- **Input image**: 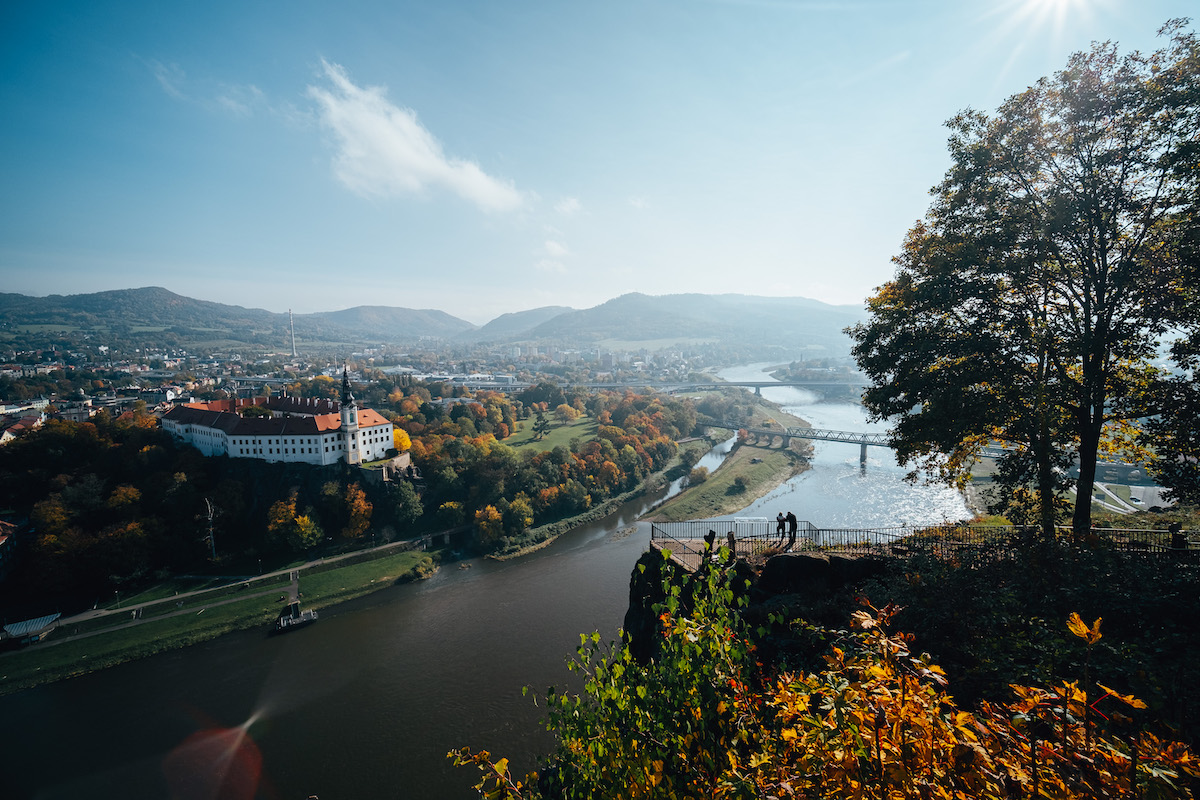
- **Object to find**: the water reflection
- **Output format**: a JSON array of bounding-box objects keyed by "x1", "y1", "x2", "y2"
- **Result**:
[{"x1": 715, "y1": 365, "x2": 970, "y2": 528}]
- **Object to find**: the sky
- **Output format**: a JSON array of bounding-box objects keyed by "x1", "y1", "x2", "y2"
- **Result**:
[{"x1": 0, "y1": 0, "x2": 1194, "y2": 324}]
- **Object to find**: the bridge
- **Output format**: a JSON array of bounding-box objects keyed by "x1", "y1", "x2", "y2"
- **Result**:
[
  {"x1": 706, "y1": 421, "x2": 1009, "y2": 467},
  {"x1": 579, "y1": 380, "x2": 866, "y2": 398},
  {"x1": 707, "y1": 420, "x2": 887, "y2": 466}
]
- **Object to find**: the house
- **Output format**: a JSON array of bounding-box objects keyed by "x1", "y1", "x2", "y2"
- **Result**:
[{"x1": 161, "y1": 369, "x2": 394, "y2": 466}]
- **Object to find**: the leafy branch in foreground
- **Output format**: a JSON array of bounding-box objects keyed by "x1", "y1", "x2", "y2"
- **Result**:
[{"x1": 452, "y1": 556, "x2": 1200, "y2": 798}]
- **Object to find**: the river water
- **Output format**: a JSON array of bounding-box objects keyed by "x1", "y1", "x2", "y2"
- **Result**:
[
  {"x1": 715, "y1": 364, "x2": 970, "y2": 527},
  {"x1": 1, "y1": 366, "x2": 966, "y2": 799}
]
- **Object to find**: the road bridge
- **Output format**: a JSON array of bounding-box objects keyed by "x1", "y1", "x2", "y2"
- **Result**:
[
  {"x1": 707, "y1": 420, "x2": 888, "y2": 467},
  {"x1": 707, "y1": 419, "x2": 1009, "y2": 467}
]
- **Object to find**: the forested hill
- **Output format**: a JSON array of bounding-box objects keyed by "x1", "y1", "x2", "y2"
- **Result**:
[
  {"x1": 0, "y1": 288, "x2": 864, "y2": 355},
  {"x1": 0, "y1": 288, "x2": 477, "y2": 352},
  {"x1": 527, "y1": 293, "x2": 866, "y2": 355}
]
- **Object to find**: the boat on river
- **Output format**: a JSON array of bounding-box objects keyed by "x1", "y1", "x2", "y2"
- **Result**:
[{"x1": 275, "y1": 600, "x2": 318, "y2": 632}]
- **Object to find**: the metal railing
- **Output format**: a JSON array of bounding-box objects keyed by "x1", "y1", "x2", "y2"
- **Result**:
[{"x1": 649, "y1": 520, "x2": 1196, "y2": 572}]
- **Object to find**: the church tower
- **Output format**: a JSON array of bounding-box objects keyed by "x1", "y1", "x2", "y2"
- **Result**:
[{"x1": 341, "y1": 365, "x2": 360, "y2": 464}]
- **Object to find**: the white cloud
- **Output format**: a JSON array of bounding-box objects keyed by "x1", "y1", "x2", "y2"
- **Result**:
[
  {"x1": 555, "y1": 196, "x2": 582, "y2": 216},
  {"x1": 308, "y1": 59, "x2": 522, "y2": 213},
  {"x1": 216, "y1": 84, "x2": 265, "y2": 117},
  {"x1": 544, "y1": 240, "x2": 570, "y2": 258},
  {"x1": 628, "y1": 196, "x2": 649, "y2": 210},
  {"x1": 148, "y1": 59, "x2": 187, "y2": 100}
]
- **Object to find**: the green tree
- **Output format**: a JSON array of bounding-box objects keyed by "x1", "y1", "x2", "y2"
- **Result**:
[
  {"x1": 532, "y1": 411, "x2": 552, "y2": 441},
  {"x1": 851, "y1": 29, "x2": 1200, "y2": 538},
  {"x1": 1144, "y1": 329, "x2": 1200, "y2": 504}
]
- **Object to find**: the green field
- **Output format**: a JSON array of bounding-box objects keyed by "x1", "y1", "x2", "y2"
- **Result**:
[{"x1": 507, "y1": 414, "x2": 599, "y2": 451}]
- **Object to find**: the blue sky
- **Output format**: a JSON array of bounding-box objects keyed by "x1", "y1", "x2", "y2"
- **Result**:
[{"x1": 1, "y1": 1, "x2": 1193, "y2": 324}]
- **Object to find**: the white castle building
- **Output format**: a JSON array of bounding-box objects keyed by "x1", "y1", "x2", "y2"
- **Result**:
[{"x1": 162, "y1": 370, "x2": 393, "y2": 466}]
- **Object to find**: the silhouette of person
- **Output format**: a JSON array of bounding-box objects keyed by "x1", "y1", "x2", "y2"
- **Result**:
[
  {"x1": 785, "y1": 511, "x2": 798, "y2": 551},
  {"x1": 776, "y1": 512, "x2": 785, "y2": 538}
]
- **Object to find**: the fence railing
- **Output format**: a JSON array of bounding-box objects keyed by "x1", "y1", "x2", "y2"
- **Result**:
[{"x1": 649, "y1": 520, "x2": 1195, "y2": 572}]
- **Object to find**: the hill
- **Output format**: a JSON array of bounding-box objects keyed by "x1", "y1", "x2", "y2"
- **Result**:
[
  {"x1": 530, "y1": 293, "x2": 865, "y2": 355},
  {"x1": 460, "y1": 306, "x2": 574, "y2": 342},
  {"x1": 0, "y1": 288, "x2": 476, "y2": 354},
  {"x1": 312, "y1": 306, "x2": 476, "y2": 340},
  {"x1": 0, "y1": 288, "x2": 863, "y2": 357}
]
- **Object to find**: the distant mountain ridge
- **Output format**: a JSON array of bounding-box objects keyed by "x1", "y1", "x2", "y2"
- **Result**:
[
  {"x1": 0, "y1": 287, "x2": 864, "y2": 355},
  {"x1": 529, "y1": 293, "x2": 864, "y2": 354}
]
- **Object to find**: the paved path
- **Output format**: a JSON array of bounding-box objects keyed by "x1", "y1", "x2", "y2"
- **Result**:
[{"x1": 5, "y1": 537, "x2": 425, "y2": 654}]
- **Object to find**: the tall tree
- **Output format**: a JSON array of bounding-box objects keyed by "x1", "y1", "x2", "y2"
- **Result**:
[
  {"x1": 1143, "y1": 23, "x2": 1200, "y2": 506},
  {"x1": 851, "y1": 27, "x2": 1199, "y2": 538}
]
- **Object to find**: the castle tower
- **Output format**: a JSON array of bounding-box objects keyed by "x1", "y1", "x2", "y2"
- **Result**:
[{"x1": 341, "y1": 365, "x2": 360, "y2": 464}]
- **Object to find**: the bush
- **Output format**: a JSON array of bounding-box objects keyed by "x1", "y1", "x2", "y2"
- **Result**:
[{"x1": 453, "y1": 556, "x2": 1200, "y2": 798}]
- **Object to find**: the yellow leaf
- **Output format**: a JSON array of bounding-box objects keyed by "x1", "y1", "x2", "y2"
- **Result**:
[
  {"x1": 1097, "y1": 683, "x2": 1148, "y2": 709},
  {"x1": 1066, "y1": 612, "x2": 1102, "y2": 644}
]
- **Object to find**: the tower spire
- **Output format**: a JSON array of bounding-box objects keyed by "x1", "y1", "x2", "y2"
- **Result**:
[{"x1": 341, "y1": 363, "x2": 355, "y2": 405}]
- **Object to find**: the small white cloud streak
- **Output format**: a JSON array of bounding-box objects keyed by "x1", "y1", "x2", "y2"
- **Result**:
[
  {"x1": 544, "y1": 240, "x2": 570, "y2": 258},
  {"x1": 307, "y1": 59, "x2": 522, "y2": 213},
  {"x1": 555, "y1": 196, "x2": 582, "y2": 215},
  {"x1": 216, "y1": 84, "x2": 265, "y2": 116},
  {"x1": 628, "y1": 196, "x2": 649, "y2": 210},
  {"x1": 149, "y1": 60, "x2": 187, "y2": 100}
]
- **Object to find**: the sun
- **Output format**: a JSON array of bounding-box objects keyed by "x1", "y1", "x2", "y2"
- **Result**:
[{"x1": 1018, "y1": 0, "x2": 1093, "y2": 30}]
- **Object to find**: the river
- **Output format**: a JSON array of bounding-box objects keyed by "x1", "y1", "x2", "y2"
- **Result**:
[
  {"x1": 1, "y1": 366, "x2": 965, "y2": 799},
  {"x1": 715, "y1": 364, "x2": 970, "y2": 527}
]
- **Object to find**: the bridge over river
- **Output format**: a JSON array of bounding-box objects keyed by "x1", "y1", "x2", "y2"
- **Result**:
[{"x1": 706, "y1": 420, "x2": 1008, "y2": 467}]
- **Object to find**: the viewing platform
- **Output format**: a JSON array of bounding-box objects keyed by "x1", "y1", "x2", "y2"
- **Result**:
[{"x1": 650, "y1": 519, "x2": 1197, "y2": 573}]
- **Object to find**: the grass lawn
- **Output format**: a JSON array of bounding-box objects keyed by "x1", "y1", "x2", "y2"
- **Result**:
[
  {"x1": 0, "y1": 595, "x2": 284, "y2": 690},
  {"x1": 507, "y1": 414, "x2": 599, "y2": 451},
  {"x1": 0, "y1": 548, "x2": 440, "y2": 694},
  {"x1": 299, "y1": 550, "x2": 434, "y2": 606}
]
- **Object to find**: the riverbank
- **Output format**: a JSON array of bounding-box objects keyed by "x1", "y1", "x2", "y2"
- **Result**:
[
  {"x1": 489, "y1": 435, "x2": 721, "y2": 561},
  {"x1": 646, "y1": 392, "x2": 813, "y2": 522},
  {"x1": 0, "y1": 547, "x2": 439, "y2": 695},
  {"x1": 0, "y1": 433, "x2": 725, "y2": 691},
  {"x1": 645, "y1": 445, "x2": 806, "y2": 522}
]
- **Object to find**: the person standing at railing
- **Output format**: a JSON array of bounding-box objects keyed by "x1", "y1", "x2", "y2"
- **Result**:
[
  {"x1": 785, "y1": 512, "x2": 798, "y2": 551},
  {"x1": 776, "y1": 512, "x2": 786, "y2": 542}
]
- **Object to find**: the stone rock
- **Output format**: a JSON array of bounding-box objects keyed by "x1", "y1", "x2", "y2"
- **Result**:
[{"x1": 758, "y1": 553, "x2": 831, "y2": 595}]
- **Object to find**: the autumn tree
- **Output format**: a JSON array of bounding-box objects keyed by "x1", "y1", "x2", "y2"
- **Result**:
[
  {"x1": 454, "y1": 555, "x2": 1200, "y2": 799},
  {"x1": 341, "y1": 482, "x2": 372, "y2": 539},
  {"x1": 267, "y1": 489, "x2": 324, "y2": 551},
  {"x1": 554, "y1": 403, "x2": 580, "y2": 424},
  {"x1": 850, "y1": 27, "x2": 1200, "y2": 538}
]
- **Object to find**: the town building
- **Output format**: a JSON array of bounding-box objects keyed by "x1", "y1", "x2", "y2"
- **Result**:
[{"x1": 161, "y1": 370, "x2": 393, "y2": 466}]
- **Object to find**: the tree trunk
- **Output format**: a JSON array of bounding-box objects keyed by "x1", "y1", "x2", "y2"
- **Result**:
[
  {"x1": 1072, "y1": 410, "x2": 1104, "y2": 541},
  {"x1": 1036, "y1": 416, "x2": 1057, "y2": 539}
]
